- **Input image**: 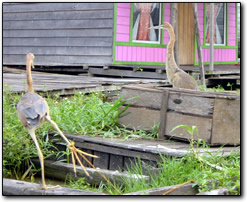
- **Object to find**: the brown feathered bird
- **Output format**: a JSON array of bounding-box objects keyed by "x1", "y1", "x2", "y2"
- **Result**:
[
  {"x1": 17, "y1": 53, "x2": 97, "y2": 189},
  {"x1": 149, "y1": 23, "x2": 199, "y2": 90}
]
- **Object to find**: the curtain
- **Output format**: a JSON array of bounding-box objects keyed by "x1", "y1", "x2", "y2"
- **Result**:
[
  {"x1": 132, "y1": 3, "x2": 158, "y2": 41},
  {"x1": 206, "y1": 3, "x2": 224, "y2": 44}
]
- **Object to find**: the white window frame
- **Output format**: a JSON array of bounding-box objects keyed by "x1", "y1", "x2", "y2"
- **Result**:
[{"x1": 206, "y1": 3, "x2": 227, "y2": 46}]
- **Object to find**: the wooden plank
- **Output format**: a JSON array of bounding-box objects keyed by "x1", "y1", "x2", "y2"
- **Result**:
[
  {"x1": 158, "y1": 90, "x2": 170, "y2": 139},
  {"x1": 3, "y1": 178, "x2": 107, "y2": 195},
  {"x1": 79, "y1": 149, "x2": 93, "y2": 168},
  {"x1": 171, "y1": 3, "x2": 179, "y2": 66},
  {"x1": 157, "y1": 87, "x2": 240, "y2": 99},
  {"x1": 72, "y1": 141, "x2": 162, "y2": 162},
  {"x1": 197, "y1": 188, "x2": 230, "y2": 195},
  {"x1": 57, "y1": 133, "x2": 237, "y2": 158},
  {"x1": 168, "y1": 92, "x2": 214, "y2": 117},
  {"x1": 31, "y1": 159, "x2": 150, "y2": 186},
  {"x1": 3, "y1": 19, "x2": 113, "y2": 30},
  {"x1": 123, "y1": 156, "x2": 135, "y2": 171},
  {"x1": 211, "y1": 98, "x2": 240, "y2": 145},
  {"x1": 209, "y1": 3, "x2": 215, "y2": 71},
  {"x1": 89, "y1": 67, "x2": 167, "y2": 79},
  {"x1": 3, "y1": 37, "x2": 112, "y2": 47},
  {"x1": 192, "y1": 3, "x2": 205, "y2": 86},
  {"x1": 3, "y1": 55, "x2": 113, "y2": 66},
  {"x1": 120, "y1": 87, "x2": 163, "y2": 109},
  {"x1": 119, "y1": 106, "x2": 160, "y2": 130},
  {"x1": 3, "y1": 10, "x2": 113, "y2": 21},
  {"x1": 125, "y1": 182, "x2": 198, "y2": 195},
  {"x1": 165, "y1": 112, "x2": 212, "y2": 142},
  {"x1": 63, "y1": 133, "x2": 189, "y2": 158},
  {"x1": 93, "y1": 151, "x2": 109, "y2": 169},
  {"x1": 109, "y1": 154, "x2": 124, "y2": 171},
  {"x1": 3, "y1": 28, "x2": 113, "y2": 38},
  {"x1": 3, "y1": 3, "x2": 114, "y2": 13},
  {"x1": 178, "y1": 3, "x2": 194, "y2": 65},
  {"x1": 3, "y1": 46, "x2": 112, "y2": 56}
]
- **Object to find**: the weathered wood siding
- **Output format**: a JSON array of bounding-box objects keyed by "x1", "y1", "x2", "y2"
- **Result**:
[{"x1": 3, "y1": 3, "x2": 114, "y2": 66}]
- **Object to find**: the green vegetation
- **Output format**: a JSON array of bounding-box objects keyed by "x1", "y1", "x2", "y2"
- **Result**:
[
  {"x1": 65, "y1": 143, "x2": 240, "y2": 195},
  {"x1": 200, "y1": 83, "x2": 240, "y2": 95},
  {"x1": 61, "y1": 126, "x2": 239, "y2": 195},
  {"x1": 3, "y1": 89, "x2": 155, "y2": 179},
  {"x1": 3, "y1": 88, "x2": 240, "y2": 195},
  {"x1": 97, "y1": 125, "x2": 240, "y2": 195}
]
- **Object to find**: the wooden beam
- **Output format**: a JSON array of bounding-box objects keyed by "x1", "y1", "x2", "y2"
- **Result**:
[
  {"x1": 170, "y1": 3, "x2": 179, "y2": 67},
  {"x1": 209, "y1": 3, "x2": 215, "y2": 71},
  {"x1": 32, "y1": 159, "x2": 150, "y2": 186},
  {"x1": 192, "y1": 3, "x2": 205, "y2": 86},
  {"x1": 125, "y1": 182, "x2": 198, "y2": 195},
  {"x1": 3, "y1": 178, "x2": 107, "y2": 195}
]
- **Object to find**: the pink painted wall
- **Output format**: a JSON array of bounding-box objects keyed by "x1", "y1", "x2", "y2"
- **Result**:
[
  {"x1": 115, "y1": 3, "x2": 237, "y2": 64},
  {"x1": 115, "y1": 3, "x2": 168, "y2": 63},
  {"x1": 116, "y1": 46, "x2": 166, "y2": 62},
  {"x1": 198, "y1": 3, "x2": 204, "y2": 45},
  {"x1": 116, "y1": 3, "x2": 131, "y2": 42},
  {"x1": 228, "y1": 3, "x2": 236, "y2": 46},
  {"x1": 196, "y1": 48, "x2": 236, "y2": 62},
  {"x1": 163, "y1": 3, "x2": 171, "y2": 44}
]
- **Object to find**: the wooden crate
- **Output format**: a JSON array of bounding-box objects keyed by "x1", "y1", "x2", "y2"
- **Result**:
[
  {"x1": 119, "y1": 85, "x2": 163, "y2": 130},
  {"x1": 119, "y1": 86, "x2": 240, "y2": 145}
]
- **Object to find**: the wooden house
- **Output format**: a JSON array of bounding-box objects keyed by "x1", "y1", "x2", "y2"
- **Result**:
[{"x1": 3, "y1": 3, "x2": 239, "y2": 78}]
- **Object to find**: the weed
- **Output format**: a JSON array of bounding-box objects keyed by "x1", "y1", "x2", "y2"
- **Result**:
[
  {"x1": 98, "y1": 126, "x2": 240, "y2": 195},
  {"x1": 227, "y1": 82, "x2": 234, "y2": 91},
  {"x1": 3, "y1": 90, "x2": 138, "y2": 179}
]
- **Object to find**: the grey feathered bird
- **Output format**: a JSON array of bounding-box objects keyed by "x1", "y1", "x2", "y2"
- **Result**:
[
  {"x1": 150, "y1": 23, "x2": 199, "y2": 90},
  {"x1": 17, "y1": 53, "x2": 97, "y2": 189}
]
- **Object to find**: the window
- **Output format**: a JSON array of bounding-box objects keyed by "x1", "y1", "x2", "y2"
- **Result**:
[
  {"x1": 132, "y1": 3, "x2": 161, "y2": 43},
  {"x1": 205, "y1": 3, "x2": 226, "y2": 45}
]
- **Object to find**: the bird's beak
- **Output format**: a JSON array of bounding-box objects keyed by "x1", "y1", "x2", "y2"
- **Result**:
[{"x1": 149, "y1": 25, "x2": 161, "y2": 30}]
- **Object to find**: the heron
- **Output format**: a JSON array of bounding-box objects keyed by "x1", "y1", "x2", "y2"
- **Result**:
[
  {"x1": 17, "y1": 53, "x2": 97, "y2": 189},
  {"x1": 149, "y1": 23, "x2": 199, "y2": 90}
]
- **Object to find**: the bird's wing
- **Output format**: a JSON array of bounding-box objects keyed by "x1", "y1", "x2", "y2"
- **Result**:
[
  {"x1": 17, "y1": 92, "x2": 49, "y2": 127},
  {"x1": 172, "y1": 71, "x2": 199, "y2": 90}
]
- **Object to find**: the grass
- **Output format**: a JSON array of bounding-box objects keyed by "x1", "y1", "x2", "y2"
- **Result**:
[
  {"x1": 3, "y1": 88, "x2": 156, "y2": 179},
  {"x1": 65, "y1": 147, "x2": 240, "y2": 195},
  {"x1": 102, "y1": 137, "x2": 240, "y2": 195},
  {"x1": 3, "y1": 87, "x2": 240, "y2": 195},
  {"x1": 64, "y1": 125, "x2": 240, "y2": 195},
  {"x1": 200, "y1": 83, "x2": 240, "y2": 95}
]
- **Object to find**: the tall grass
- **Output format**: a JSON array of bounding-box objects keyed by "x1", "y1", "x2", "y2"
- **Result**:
[
  {"x1": 100, "y1": 146, "x2": 240, "y2": 195},
  {"x1": 3, "y1": 89, "x2": 153, "y2": 179}
]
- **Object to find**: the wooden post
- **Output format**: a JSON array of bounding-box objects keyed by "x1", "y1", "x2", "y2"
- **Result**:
[
  {"x1": 209, "y1": 3, "x2": 214, "y2": 71},
  {"x1": 192, "y1": 3, "x2": 205, "y2": 86},
  {"x1": 171, "y1": 3, "x2": 179, "y2": 67}
]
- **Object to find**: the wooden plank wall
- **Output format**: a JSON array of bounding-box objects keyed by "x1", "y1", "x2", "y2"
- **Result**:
[
  {"x1": 3, "y1": 3, "x2": 114, "y2": 66},
  {"x1": 178, "y1": 3, "x2": 194, "y2": 65}
]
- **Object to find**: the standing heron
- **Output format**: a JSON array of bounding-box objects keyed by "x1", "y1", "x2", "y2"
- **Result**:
[
  {"x1": 149, "y1": 23, "x2": 199, "y2": 90},
  {"x1": 17, "y1": 53, "x2": 97, "y2": 189}
]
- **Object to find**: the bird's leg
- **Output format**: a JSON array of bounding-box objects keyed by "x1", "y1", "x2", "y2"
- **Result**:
[
  {"x1": 28, "y1": 128, "x2": 46, "y2": 189},
  {"x1": 28, "y1": 128, "x2": 60, "y2": 190},
  {"x1": 45, "y1": 116, "x2": 98, "y2": 176}
]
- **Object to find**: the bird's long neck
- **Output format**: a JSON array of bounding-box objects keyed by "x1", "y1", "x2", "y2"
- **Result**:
[
  {"x1": 166, "y1": 26, "x2": 178, "y2": 80},
  {"x1": 26, "y1": 59, "x2": 34, "y2": 92}
]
